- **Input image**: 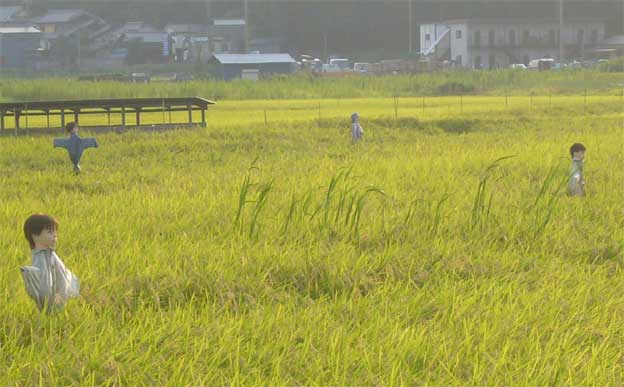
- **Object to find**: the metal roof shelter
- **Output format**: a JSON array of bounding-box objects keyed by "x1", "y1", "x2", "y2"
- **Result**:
[
  {"x1": 209, "y1": 54, "x2": 297, "y2": 80},
  {"x1": 211, "y1": 53, "x2": 296, "y2": 65},
  {"x1": 0, "y1": 97, "x2": 215, "y2": 135}
]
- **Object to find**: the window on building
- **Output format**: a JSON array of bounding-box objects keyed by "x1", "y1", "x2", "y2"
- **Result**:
[
  {"x1": 455, "y1": 55, "x2": 462, "y2": 65},
  {"x1": 474, "y1": 30, "x2": 481, "y2": 47},
  {"x1": 549, "y1": 30, "x2": 556, "y2": 46},
  {"x1": 425, "y1": 33, "x2": 431, "y2": 41},
  {"x1": 523, "y1": 29, "x2": 530, "y2": 45},
  {"x1": 456, "y1": 30, "x2": 462, "y2": 39},
  {"x1": 577, "y1": 29, "x2": 584, "y2": 44},
  {"x1": 489, "y1": 55, "x2": 495, "y2": 69},
  {"x1": 509, "y1": 29, "x2": 516, "y2": 46},
  {"x1": 591, "y1": 30, "x2": 598, "y2": 43},
  {"x1": 489, "y1": 30, "x2": 495, "y2": 47},
  {"x1": 474, "y1": 56, "x2": 482, "y2": 69}
]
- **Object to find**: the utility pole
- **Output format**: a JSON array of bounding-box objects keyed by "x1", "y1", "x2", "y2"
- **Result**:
[
  {"x1": 205, "y1": 0, "x2": 211, "y2": 26},
  {"x1": 409, "y1": 0, "x2": 413, "y2": 55},
  {"x1": 76, "y1": 31, "x2": 81, "y2": 69},
  {"x1": 559, "y1": 0, "x2": 564, "y2": 63},
  {"x1": 323, "y1": 31, "x2": 328, "y2": 63},
  {"x1": 243, "y1": 0, "x2": 249, "y2": 52}
]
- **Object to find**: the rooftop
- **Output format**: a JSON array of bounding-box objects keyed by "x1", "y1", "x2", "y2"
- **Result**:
[
  {"x1": 165, "y1": 24, "x2": 206, "y2": 34},
  {"x1": 599, "y1": 35, "x2": 624, "y2": 46},
  {"x1": 0, "y1": 26, "x2": 41, "y2": 34},
  {"x1": 213, "y1": 19, "x2": 246, "y2": 26},
  {"x1": 32, "y1": 9, "x2": 86, "y2": 24},
  {"x1": 424, "y1": 17, "x2": 607, "y2": 25}
]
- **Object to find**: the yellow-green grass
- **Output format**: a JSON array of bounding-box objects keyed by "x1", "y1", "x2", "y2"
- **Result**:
[
  {"x1": 0, "y1": 95, "x2": 622, "y2": 385},
  {"x1": 1, "y1": 70, "x2": 624, "y2": 101}
]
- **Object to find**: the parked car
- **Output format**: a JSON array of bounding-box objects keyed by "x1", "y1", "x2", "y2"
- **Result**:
[
  {"x1": 131, "y1": 72, "x2": 151, "y2": 83},
  {"x1": 329, "y1": 58, "x2": 350, "y2": 71},
  {"x1": 510, "y1": 63, "x2": 527, "y2": 70},
  {"x1": 353, "y1": 62, "x2": 370, "y2": 73},
  {"x1": 527, "y1": 58, "x2": 554, "y2": 71},
  {"x1": 322, "y1": 63, "x2": 343, "y2": 73},
  {"x1": 174, "y1": 73, "x2": 194, "y2": 82}
]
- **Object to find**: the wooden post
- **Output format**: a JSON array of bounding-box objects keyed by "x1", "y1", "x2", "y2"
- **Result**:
[
  {"x1": 187, "y1": 104, "x2": 193, "y2": 124},
  {"x1": 14, "y1": 108, "x2": 20, "y2": 129},
  {"x1": 61, "y1": 109, "x2": 66, "y2": 132},
  {"x1": 107, "y1": 108, "x2": 111, "y2": 126},
  {"x1": 24, "y1": 104, "x2": 28, "y2": 130},
  {"x1": 121, "y1": 106, "x2": 126, "y2": 128},
  {"x1": 318, "y1": 102, "x2": 321, "y2": 126},
  {"x1": 162, "y1": 99, "x2": 165, "y2": 124},
  {"x1": 74, "y1": 110, "x2": 79, "y2": 124},
  {"x1": 201, "y1": 107, "x2": 206, "y2": 127},
  {"x1": 46, "y1": 110, "x2": 50, "y2": 130},
  {"x1": 136, "y1": 108, "x2": 141, "y2": 126},
  {"x1": 0, "y1": 110, "x2": 4, "y2": 132},
  {"x1": 394, "y1": 96, "x2": 399, "y2": 119}
]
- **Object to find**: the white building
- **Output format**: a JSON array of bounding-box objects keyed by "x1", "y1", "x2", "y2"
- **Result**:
[{"x1": 420, "y1": 18, "x2": 607, "y2": 69}]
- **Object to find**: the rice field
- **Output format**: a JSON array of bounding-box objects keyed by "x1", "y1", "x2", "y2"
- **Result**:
[{"x1": 0, "y1": 88, "x2": 623, "y2": 385}]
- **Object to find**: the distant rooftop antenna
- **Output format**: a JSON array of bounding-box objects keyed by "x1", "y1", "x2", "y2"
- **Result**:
[{"x1": 559, "y1": 0, "x2": 564, "y2": 62}]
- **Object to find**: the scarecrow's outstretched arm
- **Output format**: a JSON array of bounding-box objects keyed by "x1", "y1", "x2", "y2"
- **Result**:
[
  {"x1": 81, "y1": 138, "x2": 98, "y2": 149},
  {"x1": 53, "y1": 138, "x2": 71, "y2": 149}
]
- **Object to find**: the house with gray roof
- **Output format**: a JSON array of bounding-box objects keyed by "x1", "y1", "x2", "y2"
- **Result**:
[{"x1": 0, "y1": 6, "x2": 26, "y2": 24}]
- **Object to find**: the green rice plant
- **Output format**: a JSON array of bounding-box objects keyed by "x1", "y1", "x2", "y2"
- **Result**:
[
  {"x1": 248, "y1": 179, "x2": 274, "y2": 240},
  {"x1": 280, "y1": 193, "x2": 298, "y2": 237},
  {"x1": 322, "y1": 168, "x2": 353, "y2": 231},
  {"x1": 234, "y1": 172, "x2": 253, "y2": 233},
  {"x1": 0, "y1": 89, "x2": 622, "y2": 386},
  {"x1": 349, "y1": 187, "x2": 387, "y2": 239},
  {"x1": 430, "y1": 195, "x2": 449, "y2": 238},
  {"x1": 529, "y1": 165, "x2": 569, "y2": 239},
  {"x1": 470, "y1": 155, "x2": 515, "y2": 231}
]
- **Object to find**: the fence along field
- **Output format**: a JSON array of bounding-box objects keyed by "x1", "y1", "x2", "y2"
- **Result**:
[
  {"x1": 0, "y1": 76, "x2": 622, "y2": 385},
  {"x1": 2, "y1": 94, "x2": 624, "y2": 132}
]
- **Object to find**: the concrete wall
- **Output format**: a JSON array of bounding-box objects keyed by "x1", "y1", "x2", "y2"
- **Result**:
[
  {"x1": 449, "y1": 22, "x2": 469, "y2": 66},
  {"x1": 420, "y1": 24, "x2": 450, "y2": 54},
  {"x1": 444, "y1": 20, "x2": 607, "y2": 68}
]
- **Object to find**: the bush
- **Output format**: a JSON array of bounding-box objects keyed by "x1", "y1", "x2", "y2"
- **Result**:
[
  {"x1": 436, "y1": 81, "x2": 477, "y2": 95},
  {"x1": 598, "y1": 57, "x2": 624, "y2": 72}
]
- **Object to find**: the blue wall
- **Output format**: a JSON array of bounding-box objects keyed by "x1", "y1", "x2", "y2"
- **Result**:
[
  {"x1": 217, "y1": 62, "x2": 295, "y2": 80},
  {"x1": 0, "y1": 33, "x2": 41, "y2": 69}
]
